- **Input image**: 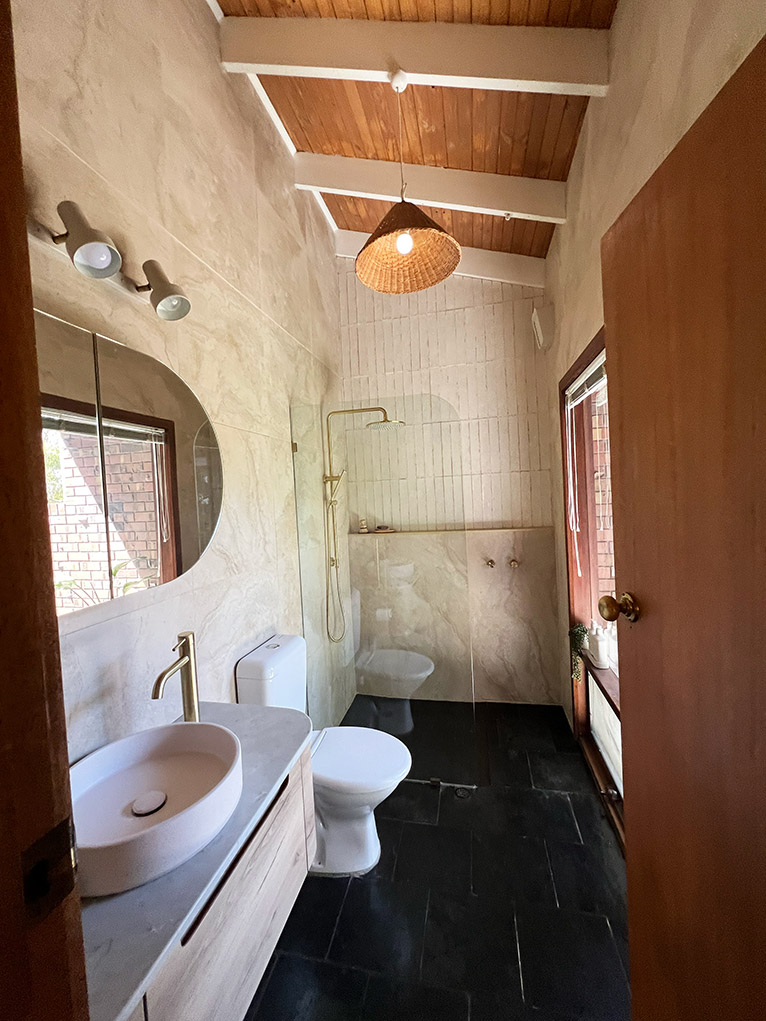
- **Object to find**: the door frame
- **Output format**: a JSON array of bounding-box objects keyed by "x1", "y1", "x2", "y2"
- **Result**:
[
  {"x1": 559, "y1": 328, "x2": 625, "y2": 850},
  {"x1": 0, "y1": 0, "x2": 89, "y2": 1015}
]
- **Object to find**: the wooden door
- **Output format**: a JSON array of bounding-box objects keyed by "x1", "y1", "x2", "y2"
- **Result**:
[
  {"x1": 0, "y1": 0, "x2": 89, "y2": 1016},
  {"x1": 601, "y1": 38, "x2": 766, "y2": 1021}
]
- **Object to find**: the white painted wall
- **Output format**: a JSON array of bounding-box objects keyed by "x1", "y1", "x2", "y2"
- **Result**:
[{"x1": 543, "y1": 0, "x2": 766, "y2": 714}]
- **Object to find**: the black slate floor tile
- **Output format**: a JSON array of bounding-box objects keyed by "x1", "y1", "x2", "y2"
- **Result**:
[
  {"x1": 421, "y1": 889, "x2": 521, "y2": 995},
  {"x1": 355, "y1": 817, "x2": 401, "y2": 882},
  {"x1": 438, "y1": 785, "x2": 516, "y2": 834},
  {"x1": 495, "y1": 704, "x2": 559, "y2": 753},
  {"x1": 612, "y1": 921, "x2": 630, "y2": 982},
  {"x1": 547, "y1": 840, "x2": 627, "y2": 923},
  {"x1": 472, "y1": 830, "x2": 557, "y2": 906},
  {"x1": 529, "y1": 751, "x2": 595, "y2": 794},
  {"x1": 395, "y1": 822, "x2": 472, "y2": 892},
  {"x1": 271, "y1": 696, "x2": 628, "y2": 1019},
  {"x1": 541, "y1": 705, "x2": 581, "y2": 753},
  {"x1": 516, "y1": 906, "x2": 630, "y2": 1020},
  {"x1": 489, "y1": 744, "x2": 533, "y2": 788},
  {"x1": 439, "y1": 785, "x2": 581, "y2": 843},
  {"x1": 378, "y1": 780, "x2": 441, "y2": 824},
  {"x1": 568, "y1": 791, "x2": 620, "y2": 848},
  {"x1": 405, "y1": 700, "x2": 481, "y2": 785},
  {"x1": 249, "y1": 954, "x2": 367, "y2": 1021},
  {"x1": 469, "y1": 989, "x2": 534, "y2": 1019},
  {"x1": 328, "y1": 877, "x2": 428, "y2": 978},
  {"x1": 361, "y1": 975, "x2": 470, "y2": 1021},
  {"x1": 277, "y1": 876, "x2": 349, "y2": 958}
]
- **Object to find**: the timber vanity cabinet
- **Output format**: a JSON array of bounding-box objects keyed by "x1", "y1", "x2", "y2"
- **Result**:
[
  {"x1": 144, "y1": 750, "x2": 315, "y2": 1021},
  {"x1": 80, "y1": 705, "x2": 316, "y2": 1021}
]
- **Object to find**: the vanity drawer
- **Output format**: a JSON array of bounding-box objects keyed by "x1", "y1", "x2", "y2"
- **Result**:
[
  {"x1": 145, "y1": 762, "x2": 308, "y2": 1021},
  {"x1": 299, "y1": 746, "x2": 316, "y2": 864}
]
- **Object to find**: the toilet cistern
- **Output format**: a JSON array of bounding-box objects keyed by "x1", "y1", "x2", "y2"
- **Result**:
[{"x1": 153, "y1": 631, "x2": 200, "y2": 722}]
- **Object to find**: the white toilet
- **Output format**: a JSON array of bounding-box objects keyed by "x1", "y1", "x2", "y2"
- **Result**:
[{"x1": 235, "y1": 635, "x2": 411, "y2": 876}]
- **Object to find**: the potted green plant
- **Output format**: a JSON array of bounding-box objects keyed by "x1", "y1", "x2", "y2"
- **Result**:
[{"x1": 568, "y1": 623, "x2": 589, "y2": 683}]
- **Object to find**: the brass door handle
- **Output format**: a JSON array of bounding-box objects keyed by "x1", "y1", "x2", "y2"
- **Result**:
[{"x1": 598, "y1": 592, "x2": 640, "y2": 623}]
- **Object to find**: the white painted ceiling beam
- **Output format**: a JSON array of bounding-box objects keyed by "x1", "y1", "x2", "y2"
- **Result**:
[
  {"x1": 335, "y1": 229, "x2": 545, "y2": 289},
  {"x1": 295, "y1": 153, "x2": 566, "y2": 223},
  {"x1": 221, "y1": 18, "x2": 609, "y2": 97}
]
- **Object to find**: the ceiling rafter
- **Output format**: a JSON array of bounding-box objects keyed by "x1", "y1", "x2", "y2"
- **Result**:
[
  {"x1": 335, "y1": 229, "x2": 545, "y2": 288},
  {"x1": 294, "y1": 153, "x2": 567, "y2": 223},
  {"x1": 221, "y1": 18, "x2": 609, "y2": 96}
]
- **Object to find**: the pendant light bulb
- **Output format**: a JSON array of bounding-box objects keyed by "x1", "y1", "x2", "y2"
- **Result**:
[{"x1": 396, "y1": 231, "x2": 414, "y2": 255}]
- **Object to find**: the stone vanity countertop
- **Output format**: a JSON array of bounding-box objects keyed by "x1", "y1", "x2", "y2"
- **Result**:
[{"x1": 80, "y1": 702, "x2": 312, "y2": 1021}]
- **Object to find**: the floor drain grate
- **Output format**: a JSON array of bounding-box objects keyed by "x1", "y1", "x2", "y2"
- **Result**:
[{"x1": 454, "y1": 787, "x2": 471, "y2": 800}]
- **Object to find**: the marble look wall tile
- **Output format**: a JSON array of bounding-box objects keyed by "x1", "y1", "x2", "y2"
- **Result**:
[
  {"x1": 192, "y1": 574, "x2": 282, "y2": 706},
  {"x1": 59, "y1": 588, "x2": 191, "y2": 760},
  {"x1": 349, "y1": 532, "x2": 472, "y2": 702},
  {"x1": 345, "y1": 528, "x2": 558, "y2": 708},
  {"x1": 12, "y1": 0, "x2": 349, "y2": 760},
  {"x1": 257, "y1": 192, "x2": 311, "y2": 350},
  {"x1": 11, "y1": 0, "x2": 166, "y2": 224},
  {"x1": 466, "y1": 528, "x2": 559, "y2": 704},
  {"x1": 196, "y1": 423, "x2": 277, "y2": 587}
]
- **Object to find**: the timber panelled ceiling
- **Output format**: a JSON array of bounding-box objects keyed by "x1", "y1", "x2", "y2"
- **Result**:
[
  {"x1": 324, "y1": 194, "x2": 556, "y2": 257},
  {"x1": 220, "y1": 2, "x2": 617, "y2": 28},
  {"x1": 219, "y1": 1, "x2": 620, "y2": 260}
]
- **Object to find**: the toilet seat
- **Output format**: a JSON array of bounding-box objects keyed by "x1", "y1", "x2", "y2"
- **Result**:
[{"x1": 310, "y1": 726, "x2": 411, "y2": 795}]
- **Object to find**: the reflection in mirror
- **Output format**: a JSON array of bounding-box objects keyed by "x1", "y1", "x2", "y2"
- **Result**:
[
  {"x1": 34, "y1": 311, "x2": 223, "y2": 616},
  {"x1": 194, "y1": 421, "x2": 224, "y2": 556},
  {"x1": 36, "y1": 311, "x2": 110, "y2": 614}
]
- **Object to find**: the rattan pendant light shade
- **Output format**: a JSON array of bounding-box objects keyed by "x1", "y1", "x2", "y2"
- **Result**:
[
  {"x1": 355, "y1": 200, "x2": 462, "y2": 294},
  {"x1": 354, "y1": 75, "x2": 461, "y2": 294}
]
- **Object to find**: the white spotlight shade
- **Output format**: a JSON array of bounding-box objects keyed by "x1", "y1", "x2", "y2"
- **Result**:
[
  {"x1": 141, "y1": 261, "x2": 191, "y2": 321},
  {"x1": 55, "y1": 201, "x2": 122, "y2": 279}
]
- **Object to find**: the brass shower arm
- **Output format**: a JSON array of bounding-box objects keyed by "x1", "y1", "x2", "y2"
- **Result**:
[{"x1": 324, "y1": 406, "x2": 389, "y2": 482}]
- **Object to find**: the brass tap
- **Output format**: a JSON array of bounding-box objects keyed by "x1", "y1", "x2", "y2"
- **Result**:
[{"x1": 152, "y1": 631, "x2": 200, "y2": 722}]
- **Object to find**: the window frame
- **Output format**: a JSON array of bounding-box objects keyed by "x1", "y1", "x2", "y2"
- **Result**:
[
  {"x1": 40, "y1": 391, "x2": 182, "y2": 596},
  {"x1": 559, "y1": 330, "x2": 625, "y2": 851}
]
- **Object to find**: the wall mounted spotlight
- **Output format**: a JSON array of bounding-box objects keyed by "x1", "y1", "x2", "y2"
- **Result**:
[
  {"x1": 52, "y1": 201, "x2": 122, "y2": 278},
  {"x1": 136, "y1": 261, "x2": 191, "y2": 321}
]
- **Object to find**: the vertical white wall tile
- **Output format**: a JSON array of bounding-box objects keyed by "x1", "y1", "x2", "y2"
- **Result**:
[{"x1": 339, "y1": 267, "x2": 545, "y2": 531}]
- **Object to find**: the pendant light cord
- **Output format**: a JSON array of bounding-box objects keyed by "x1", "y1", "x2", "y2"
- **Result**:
[{"x1": 397, "y1": 88, "x2": 407, "y2": 201}]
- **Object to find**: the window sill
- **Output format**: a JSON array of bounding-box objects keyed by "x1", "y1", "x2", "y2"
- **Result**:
[{"x1": 582, "y1": 652, "x2": 621, "y2": 719}]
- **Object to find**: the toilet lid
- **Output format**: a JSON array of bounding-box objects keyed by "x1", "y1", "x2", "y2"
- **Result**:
[{"x1": 311, "y1": 727, "x2": 411, "y2": 795}]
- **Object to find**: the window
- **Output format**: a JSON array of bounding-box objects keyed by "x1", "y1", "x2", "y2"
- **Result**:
[
  {"x1": 41, "y1": 397, "x2": 179, "y2": 614},
  {"x1": 561, "y1": 337, "x2": 623, "y2": 823}
]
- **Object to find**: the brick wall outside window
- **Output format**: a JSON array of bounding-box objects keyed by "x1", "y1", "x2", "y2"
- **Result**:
[{"x1": 45, "y1": 429, "x2": 161, "y2": 614}]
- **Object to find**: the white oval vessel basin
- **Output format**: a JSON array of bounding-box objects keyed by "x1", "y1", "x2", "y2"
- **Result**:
[{"x1": 70, "y1": 723, "x2": 243, "y2": 898}]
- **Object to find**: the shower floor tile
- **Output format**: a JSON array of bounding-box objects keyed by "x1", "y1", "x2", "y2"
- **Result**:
[
  {"x1": 248, "y1": 699, "x2": 629, "y2": 1020},
  {"x1": 394, "y1": 821, "x2": 472, "y2": 892}
]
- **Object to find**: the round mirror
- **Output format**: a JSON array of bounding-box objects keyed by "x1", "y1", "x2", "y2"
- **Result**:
[{"x1": 35, "y1": 310, "x2": 223, "y2": 615}]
